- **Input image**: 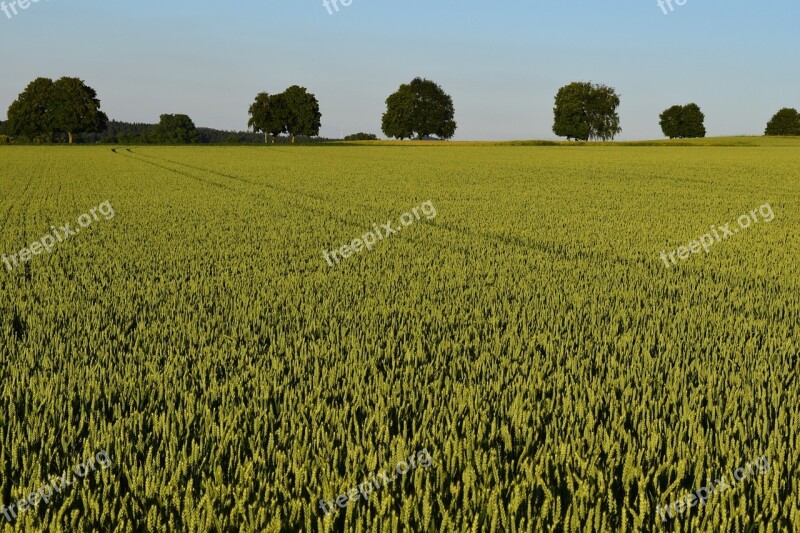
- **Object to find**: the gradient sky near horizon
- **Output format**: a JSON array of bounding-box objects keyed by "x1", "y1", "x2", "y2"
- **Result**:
[{"x1": 1, "y1": 1, "x2": 798, "y2": 140}]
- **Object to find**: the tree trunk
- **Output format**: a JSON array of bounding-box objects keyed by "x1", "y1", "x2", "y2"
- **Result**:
[
  {"x1": 264, "y1": 131, "x2": 268, "y2": 144},
  {"x1": 68, "y1": 132, "x2": 73, "y2": 144},
  {"x1": 291, "y1": 135, "x2": 296, "y2": 144}
]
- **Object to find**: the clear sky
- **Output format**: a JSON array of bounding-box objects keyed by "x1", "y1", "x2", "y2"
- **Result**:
[{"x1": 1, "y1": 1, "x2": 798, "y2": 140}]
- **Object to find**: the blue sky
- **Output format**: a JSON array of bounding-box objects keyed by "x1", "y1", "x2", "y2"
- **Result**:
[{"x1": 1, "y1": 1, "x2": 798, "y2": 140}]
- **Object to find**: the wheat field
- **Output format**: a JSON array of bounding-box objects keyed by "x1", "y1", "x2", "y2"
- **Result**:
[{"x1": 1, "y1": 141, "x2": 798, "y2": 531}]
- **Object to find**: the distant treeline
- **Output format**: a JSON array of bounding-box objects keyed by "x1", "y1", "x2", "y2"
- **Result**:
[
  {"x1": 0, "y1": 119, "x2": 337, "y2": 145},
  {"x1": 80, "y1": 120, "x2": 330, "y2": 145}
]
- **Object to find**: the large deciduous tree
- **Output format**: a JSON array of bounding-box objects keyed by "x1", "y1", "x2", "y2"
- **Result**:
[
  {"x1": 553, "y1": 82, "x2": 621, "y2": 141},
  {"x1": 381, "y1": 86, "x2": 416, "y2": 140},
  {"x1": 679, "y1": 103, "x2": 706, "y2": 138},
  {"x1": 247, "y1": 87, "x2": 319, "y2": 143},
  {"x1": 151, "y1": 114, "x2": 199, "y2": 143},
  {"x1": 660, "y1": 103, "x2": 706, "y2": 139},
  {"x1": 50, "y1": 77, "x2": 108, "y2": 144},
  {"x1": 5, "y1": 77, "x2": 56, "y2": 142},
  {"x1": 765, "y1": 108, "x2": 800, "y2": 136},
  {"x1": 283, "y1": 86, "x2": 322, "y2": 143},
  {"x1": 248, "y1": 92, "x2": 289, "y2": 143},
  {"x1": 382, "y1": 78, "x2": 456, "y2": 140},
  {"x1": 659, "y1": 105, "x2": 683, "y2": 139},
  {"x1": 6, "y1": 77, "x2": 107, "y2": 143}
]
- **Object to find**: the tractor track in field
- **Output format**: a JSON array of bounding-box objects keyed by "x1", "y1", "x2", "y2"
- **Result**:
[
  {"x1": 110, "y1": 147, "x2": 609, "y2": 265},
  {"x1": 125, "y1": 148, "x2": 332, "y2": 203},
  {"x1": 111, "y1": 148, "x2": 237, "y2": 192},
  {"x1": 111, "y1": 148, "x2": 416, "y2": 244}
]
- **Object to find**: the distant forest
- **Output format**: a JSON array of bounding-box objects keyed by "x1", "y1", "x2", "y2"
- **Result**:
[
  {"x1": 83, "y1": 120, "x2": 335, "y2": 145},
  {"x1": 0, "y1": 119, "x2": 336, "y2": 145}
]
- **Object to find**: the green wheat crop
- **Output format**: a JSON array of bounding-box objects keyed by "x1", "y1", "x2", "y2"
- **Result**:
[{"x1": 0, "y1": 140, "x2": 798, "y2": 531}]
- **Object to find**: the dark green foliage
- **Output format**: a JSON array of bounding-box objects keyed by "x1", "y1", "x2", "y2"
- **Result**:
[
  {"x1": 680, "y1": 104, "x2": 706, "y2": 138},
  {"x1": 283, "y1": 86, "x2": 322, "y2": 143},
  {"x1": 195, "y1": 128, "x2": 262, "y2": 144},
  {"x1": 765, "y1": 108, "x2": 800, "y2": 136},
  {"x1": 381, "y1": 78, "x2": 457, "y2": 140},
  {"x1": 151, "y1": 114, "x2": 199, "y2": 144},
  {"x1": 381, "y1": 86, "x2": 417, "y2": 140},
  {"x1": 553, "y1": 82, "x2": 592, "y2": 141},
  {"x1": 5, "y1": 77, "x2": 56, "y2": 142},
  {"x1": 5, "y1": 77, "x2": 107, "y2": 144},
  {"x1": 78, "y1": 121, "x2": 264, "y2": 144},
  {"x1": 344, "y1": 132, "x2": 379, "y2": 141},
  {"x1": 659, "y1": 103, "x2": 706, "y2": 139},
  {"x1": 248, "y1": 88, "x2": 321, "y2": 143},
  {"x1": 659, "y1": 105, "x2": 683, "y2": 139},
  {"x1": 552, "y1": 82, "x2": 621, "y2": 141},
  {"x1": 102, "y1": 120, "x2": 154, "y2": 143},
  {"x1": 247, "y1": 92, "x2": 290, "y2": 143},
  {"x1": 49, "y1": 78, "x2": 108, "y2": 144}
]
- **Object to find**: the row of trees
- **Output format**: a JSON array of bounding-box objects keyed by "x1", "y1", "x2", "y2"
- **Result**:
[
  {"x1": 656, "y1": 105, "x2": 800, "y2": 138},
  {"x1": 552, "y1": 84, "x2": 798, "y2": 140},
  {"x1": 245, "y1": 78, "x2": 457, "y2": 142},
  {"x1": 3, "y1": 76, "x2": 799, "y2": 143},
  {"x1": 550, "y1": 83, "x2": 707, "y2": 141}
]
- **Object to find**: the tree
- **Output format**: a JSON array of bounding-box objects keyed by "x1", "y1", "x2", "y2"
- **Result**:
[
  {"x1": 680, "y1": 104, "x2": 706, "y2": 138},
  {"x1": 248, "y1": 92, "x2": 290, "y2": 143},
  {"x1": 381, "y1": 85, "x2": 416, "y2": 140},
  {"x1": 765, "y1": 108, "x2": 800, "y2": 136},
  {"x1": 49, "y1": 77, "x2": 108, "y2": 144},
  {"x1": 266, "y1": 93, "x2": 290, "y2": 142},
  {"x1": 151, "y1": 114, "x2": 199, "y2": 144},
  {"x1": 382, "y1": 78, "x2": 456, "y2": 140},
  {"x1": 553, "y1": 82, "x2": 621, "y2": 141},
  {"x1": 6, "y1": 77, "x2": 108, "y2": 143},
  {"x1": 659, "y1": 103, "x2": 706, "y2": 139},
  {"x1": 283, "y1": 86, "x2": 322, "y2": 143},
  {"x1": 5, "y1": 77, "x2": 56, "y2": 142},
  {"x1": 659, "y1": 105, "x2": 683, "y2": 139},
  {"x1": 585, "y1": 84, "x2": 622, "y2": 141},
  {"x1": 552, "y1": 82, "x2": 591, "y2": 141}
]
